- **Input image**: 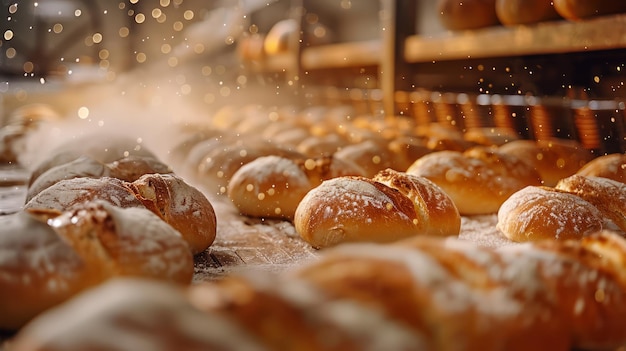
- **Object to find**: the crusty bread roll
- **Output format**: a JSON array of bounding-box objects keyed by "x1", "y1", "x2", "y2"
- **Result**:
[
  {"x1": 9, "y1": 278, "x2": 260, "y2": 351},
  {"x1": 25, "y1": 155, "x2": 173, "y2": 203},
  {"x1": 496, "y1": 185, "x2": 604, "y2": 242},
  {"x1": 407, "y1": 147, "x2": 542, "y2": 215},
  {"x1": 194, "y1": 139, "x2": 303, "y2": 196},
  {"x1": 127, "y1": 173, "x2": 217, "y2": 255},
  {"x1": 25, "y1": 174, "x2": 217, "y2": 255},
  {"x1": 553, "y1": 0, "x2": 626, "y2": 20},
  {"x1": 28, "y1": 135, "x2": 157, "y2": 188},
  {"x1": 555, "y1": 174, "x2": 626, "y2": 233},
  {"x1": 13, "y1": 231, "x2": 626, "y2": 350},
  {"x1": 437, "y1": 0, "x2": 501, "y2": 30},
  {"x1": 294, "y1": 169, "x2": 460, "y2": 248},
  {"x1": 227, "y1": 155, "x2": 365, "y2": 220},
  {"x1": 0, "y1": 201, "x2": 193, "y2": 330},
  {"x1": 576, "y1": 152, "x2": 626, "y2": 183},
  {"x1": 333, "y1": 140, "x2": 396, "y2": 178},
  {"x1": 24, "y1": 177, "x2": 144, "y2": 213},
  {"x1": 498, "y1": 138, "x2": 593, "y2": 186},
  {"x1": 495, "y1": 0, "x2": 562, "y2": 25}
]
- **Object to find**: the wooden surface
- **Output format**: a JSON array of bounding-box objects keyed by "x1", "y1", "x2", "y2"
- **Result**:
[{"x1": 404, "y1": 13, "x2": 626, "y2": 63}]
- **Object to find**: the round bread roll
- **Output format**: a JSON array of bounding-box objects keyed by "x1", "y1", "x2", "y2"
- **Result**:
[
  {"x1": 495, "y1": 0, "x2": 562, "y2": 25},
  {"x1": 334, "y1": 140, "x2": 396, "y2": 178},
  {"x1": 105, "y1": 155, "x2": 173, "y2": 182},
  {"x1": 576, "y1": 153, "x2": 626, "y2": 183},
  {"x1": 294, "y1": 169, "x2": 460, "y2": 249},
  {"x1": 25, "y1": 156, "x2": 109, "y2": 203},
  {"x1": 227, "y1": 155, "x2": 365, "y2": 220},
  {"x1": 498, "y1": 138, "x2": 593, "y2": 186},
  {"x1": 553, "y1": 0, "x2": 626, "y2": 20},
  {"x1": 195, "y1": 139, "x2": 303, "y2": 196},
  {"x1": 555, "y1": 174, "x2": 626, "y2": 233},
  {"x1": 129, "y1": 173, "x2": 217, "y2": 255},
  {"x1": 24, "y1": 177, "x2": 144, "y2": 214},
  {"x1": 496, "y1": 185, "x2": 604, "y2": 242},
  {"x1": 25, "y1": 155, "x2": 172, "y2": 203},
  {"x1": 25, "y1": 174, "x2": 217, "y2": 255},
  {"x1": 9, "y1": 278, "x2": 259, "y2": 351},
  {"x1": 437, "y1": 0, "x2": 500, "y2": 30},
  {"x1": 28, "y1": 134, "x2": 157, "y2": 188},
  {"x1": 0, "y1": 202, "x2": 193, "y2": 330},
  {"x1": 406, "y1": 148, "x2": 542, "y2": 215}
]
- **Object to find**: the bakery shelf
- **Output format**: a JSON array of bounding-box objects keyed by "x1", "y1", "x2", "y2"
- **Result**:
[
  {"x1": 300, "y1": 39, "x2": 381, "y2": 70},
  {"x1": 404, "y1": 13, "x2": 626, "y2": 63}
]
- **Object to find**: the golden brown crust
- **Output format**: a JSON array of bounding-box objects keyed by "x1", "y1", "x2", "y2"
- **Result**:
[
  {"x1": 553, "y1": 0, "x2": 626, "y2": 20},
  {"x1": 496, "y1": 185, "x2": 604, "y2": 242},
  {"x1": 294, "y1": 170, "x2": 460, "y2": 249},
  {"x1": 437, "y1": 0, "x2": 501, "y2": 30},
  {"x1": 555, "y1": 174, "x2": 626, "y2": 233},
  {"x1": 498, "y1": 138, "x2": 593, "y2": 186},
  {"x1": 576, "y1": 153, "x2": 626, "y2": 184},
  {"x1": 495, "y1": 0, "x2": 562, "y2": 25},
  {"x1": 407, "y1": 148, "x2": 542, "y2": 215},
  {"x1": 10, "y1": 233, "x2": 626, "y2": 350},
  {"x1": 0, "y1": 202, "x2": 193, "y2": 331},
  {"x1": 130, "y1": 174, "x2": 217, "y2": 255}
]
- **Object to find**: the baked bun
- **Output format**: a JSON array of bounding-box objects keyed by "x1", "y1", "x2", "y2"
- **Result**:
[
  {"x1": 437, "y1": 0, "x2": 500, "y2": 30},
  {"x1": 25, "y1": 156, "x2": 109, "y2": 203},
  {"x1": 498, "y1": 138, "x2": 593, "y2": 186},
  {"x1": 130, "y1": 173, "x2": 217, "y2": 254},
  {"x1": 227, "y1": 155, "x2": 364, "y2": 220},
  {"x1": 9, "y1": 278, "x2": 259, "y2": 351},
  {"x1": 0, "y1": 202, "x2": 193, "y2": 330},
  {"x1": 496, "y1": 185, "x2": 604, "y2": 242},
  {"x1": 25, "y1": 174, "x2": 217, "y2": 255},
  {"x1": 333, "y1": 140, "x2": 395, "y2": 178},
  {"x1": 105, "y1": 155, "x2": 173, "y2": 182},
  {"x1": 495, "y1": 0, "x2": 561, "y2": 25},
  {"x1": 25, "y1": 155, "x2": 172, "y2": 203},
  {"x1": 24, "y1": 177, "x2": 144, "y2": 214},
  {"x1": 407, "y1": 148, "x2": 542, "y2": 215},
  {"x1": 553, "y1": 0, "x2": 626, "y2": 20},
  {"x1": 294, "y1": 169, "x2": 460, "y2": 248},
  {"x1": 28, "y1": 135, "x2": 157, "y2": 188},
  {"x1": 555, "y1": 174, "x2": 626, "y2": 233},
  {"x1": 194, "y1": 139, "x2": 302, "y2": 196},
  {"x1": 576, "y1": 153, "x2": 626, "y2": 183}
]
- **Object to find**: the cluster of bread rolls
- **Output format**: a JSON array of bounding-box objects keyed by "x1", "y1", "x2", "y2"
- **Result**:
[
  {"x1": 0, "y1": 133, "x2": 218, "y2": 330},
  {"x1": 7, "y1": 231, "x2": 626, "y2": 351},
  {"x1": 498, "y1": 173, "x2": 626, "y2": 242},
  {"x1": 437, "y1": 0, "x2": 626, "y2": 31}
]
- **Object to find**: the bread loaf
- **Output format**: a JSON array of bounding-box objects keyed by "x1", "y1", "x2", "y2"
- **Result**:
[
  {"x1": 498, "y1": 138, "x2": 593, "y2": 186},
  {"x1": 576, "y1": 152, "x2": 626, "y2": 183},
  {"x1": 227, "y1": 155, "x2": 365, "y2": 220},
  {"x1": 11, "y1": 231, "x2": 626, "y2": 350},
  {"x1": 294, "y1": 169, "x2": 460, "y2": 248},
  {"x1": 407, "y1": 147, "x2": 542, "y2": 215},
  {"x1": 555, "y1": 174, "x2": 626, "y2": 233},
  {"x1": 496, "y1": 185, "x2": 604, "y2": 242},
  {"x1": 0, "y1": 201, "x2": 193, "y2": 330},
  {"x1": 553, "y1": 0, "x2": 626, "y2": 20},
  {"x1": 25, "y1": 155, "x2": 172, "y2": 203},
  {"x1": 495, "y1": 0, "x2": 562, "y2": 25},
  {"x1": 437, "y1": 0, "x2": 501, "y2": 30},
  {"x1": 25, "y1": 174, "x2": 217, "y2": 255}
]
